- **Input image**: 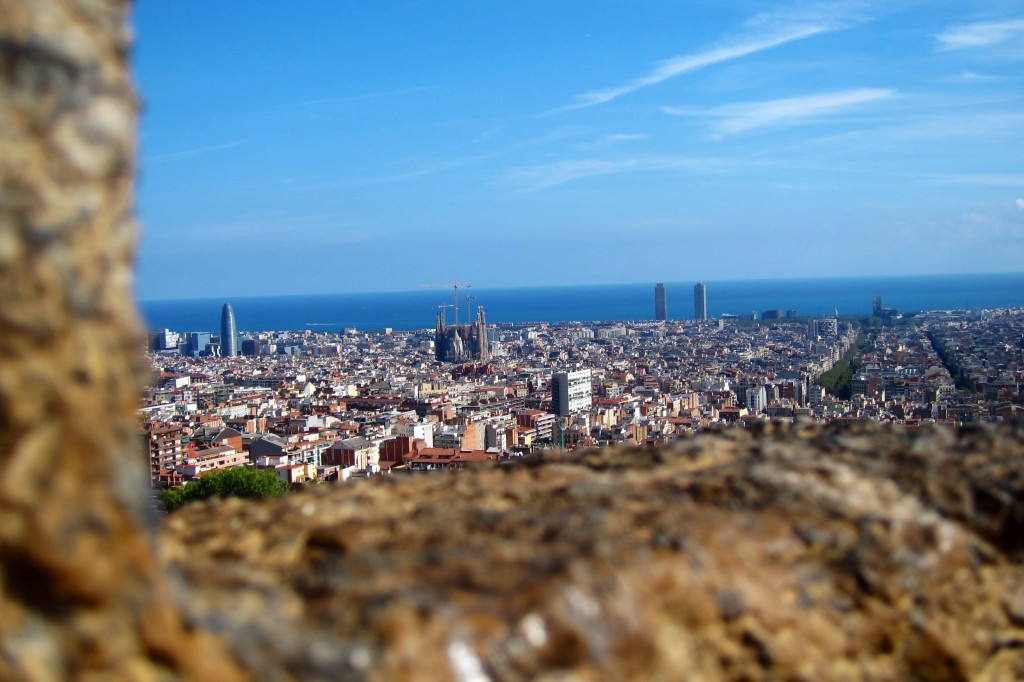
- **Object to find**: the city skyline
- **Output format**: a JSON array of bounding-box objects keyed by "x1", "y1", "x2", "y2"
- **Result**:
[
  {"x1": 140, "y1": 272, "x2": 1024, "y2": 334},
  {"x1": 134, "y1": 1, "x2": 1024, "y2": 300}
]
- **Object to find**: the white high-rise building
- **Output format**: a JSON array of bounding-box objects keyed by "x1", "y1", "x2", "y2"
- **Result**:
[
  {"x1": 746, "y1": 385, "x2": 768, "y2": 414},
  {"x1": 551, "y1": 369, "x2": 592, "y2": 417}
]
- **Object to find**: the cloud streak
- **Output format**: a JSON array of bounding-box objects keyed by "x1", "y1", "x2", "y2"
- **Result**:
[
  {"x1": 296, "y1": 86, "x2": 441, "y2": 107},
  {"x1": 558, "y1": 25, "x2": 826, "y2": 112},
  {"x1": 936, "y1": 18, "x2": 1024, "y2": 50},
  {"x1": 554, "y1": 1, "x2": 890, "y2": 112},
  {"x1": 958, "y1": 70, "x2": 999, "y2": 81},
  {"x1": 148, "y1": 140, "x2": 248, "y2": 162},
  {"x1": 573, "y1": 133, "x2": 650, "y2": 151},
  {"x1": 503, "y1": 155, "x2": 719, "y2": 191},
  {"x1": 663, "y1": 88, "x2": 893, "y2": 135}
]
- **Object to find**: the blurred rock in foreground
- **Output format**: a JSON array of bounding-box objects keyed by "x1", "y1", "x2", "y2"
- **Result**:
[
  {"x1": 0, "y1": 1, "x2": 240, "y2": 679},
  {"x1": 163, "y1": 421, "x2": 1024, "y2": 681}
]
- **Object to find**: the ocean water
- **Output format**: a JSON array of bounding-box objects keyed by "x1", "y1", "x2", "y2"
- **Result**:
[{"x1": 139, "y1": 273, "x2": 1024, "y2": 334}]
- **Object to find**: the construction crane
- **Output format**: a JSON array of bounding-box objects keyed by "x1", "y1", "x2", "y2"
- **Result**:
[
  {"x1": 466, "y1": 295, "x2": 476, "y2": 322},
  {"x1": 420, "y1": 282, "x2": 471, "y2": 328}
]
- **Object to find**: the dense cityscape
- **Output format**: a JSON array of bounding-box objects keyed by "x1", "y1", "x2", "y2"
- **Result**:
[{"x1": 142, "y1": 284, "x2": 1024, "y2": 491}]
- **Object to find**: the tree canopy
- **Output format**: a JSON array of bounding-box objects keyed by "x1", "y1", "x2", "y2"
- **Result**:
[
  {"x1": 163, "y1": 467, "x2": 289, "y2": 512},
  {"x1": 816, "y1": 333, "x2": 869, "y2": 400}
]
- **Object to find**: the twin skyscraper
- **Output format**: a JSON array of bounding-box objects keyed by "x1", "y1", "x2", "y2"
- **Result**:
[{"x1": 654, "y1": 282, "x2": 707, "y2": 321}]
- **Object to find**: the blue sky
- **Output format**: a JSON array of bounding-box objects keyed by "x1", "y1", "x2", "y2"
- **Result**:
[{"x1": 133, "y1": 1, "x2": 1024, "y2": 300}]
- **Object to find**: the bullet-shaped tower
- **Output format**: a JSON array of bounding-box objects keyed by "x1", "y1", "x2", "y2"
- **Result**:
[{"x1": 220, "y1": 303, "x2": 237, "y2": 357}]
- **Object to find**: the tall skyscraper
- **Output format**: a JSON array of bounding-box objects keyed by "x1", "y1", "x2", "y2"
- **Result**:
[
  {"x1": 872, "y1": 295, "x2": 883, "y2": 317},
  {"x1": 694, "y1": 282, "x2": 707, "y2": 321},
  {"x1": 220, "y1": 303, "x2": 237, "y2": 358},
  {"x1": 654, "y1": 283, "x2": 667, "y2": 321}
]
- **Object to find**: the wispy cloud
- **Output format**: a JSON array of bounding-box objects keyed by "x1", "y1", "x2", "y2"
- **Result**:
[
  {"x1": 557, "y1": 26, "x2": 825, "y2": 112},
  {"x1": 372, "y1": 155, "x2": 494, "y2": 183},
  {"x1": 148, "y1": 140, "x2": 248, "y2": 162},
  {"x1": 158, "y1": 212, "x2": 367, "y2": 241},
  {"x1": 573, "y1": 133, "x2": 650, "y2": 151},
  {"x1": 295, "y1": 86, "x2": 441, "y2": 107},
  {"x1": 955, "y1": 211, "x2": 1024, "y2": 244},
  {"x1": 518, "y1": 126, "x2": 595, "y2": 147},
  {"x1": 554, "y1": 2, "x2": 886, "y2": 112},
  {"x1": 278, "y1": 153, "x2": 499, "y2": 191},
  {"x1": 922, "y1": 173, "x2": 1024, "y2": 187},
  {"x1": 936, "y1": 18, "x2": 1024, "y2": 50},
  {"x1": 958, "y1": 70, "x2": 999, "y2": 81},
  {"x1": 663, "y1": 88, "x2": 893, "y2": 135},
  {"x1": 505, "y1": 159, "x2": 629, "y2": 191},
  {"x1": 503, "y1": 155, "x2": 718, "y2": 191},
  {"x1": 1016, "y1": 198, "x2": 1024, "y2": 210}
]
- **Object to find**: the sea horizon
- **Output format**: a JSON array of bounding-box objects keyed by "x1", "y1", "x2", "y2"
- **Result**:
[
  {"x1": 138, "y1": 270, "x2": 1024, "y2": 303},
  {"x1": 139, "y1": 271, "x2": 1024, "y2": 335}
]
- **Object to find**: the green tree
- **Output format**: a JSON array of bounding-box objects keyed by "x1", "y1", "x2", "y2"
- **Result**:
[
  {"x1": 163, "y1": 467, "x2": 289, "y2": 512},
  {"x1": 816, "y1": 333, "x2": 870, "y2": 400}
]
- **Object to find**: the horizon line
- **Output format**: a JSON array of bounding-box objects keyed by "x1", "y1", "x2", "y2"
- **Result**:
[{"x1": 138, "y1": 270, "x2": 1024, "y2": 304}]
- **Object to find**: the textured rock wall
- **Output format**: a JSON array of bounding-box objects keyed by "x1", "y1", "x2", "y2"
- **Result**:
[
  {"x1": 163, "y1": 422, "x2": 1024, "y2": 682},
  {"x1": 0, "y1": 2, "x2": 239, "y2": 679}
]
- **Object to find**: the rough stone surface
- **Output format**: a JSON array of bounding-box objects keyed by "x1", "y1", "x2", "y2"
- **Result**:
[
  {"x1": 163, "y1": 422, "x2": 1024, "y2": 681},
  {"x1": 0, "y1": 2, "x2": 240, "y2": 679}
]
